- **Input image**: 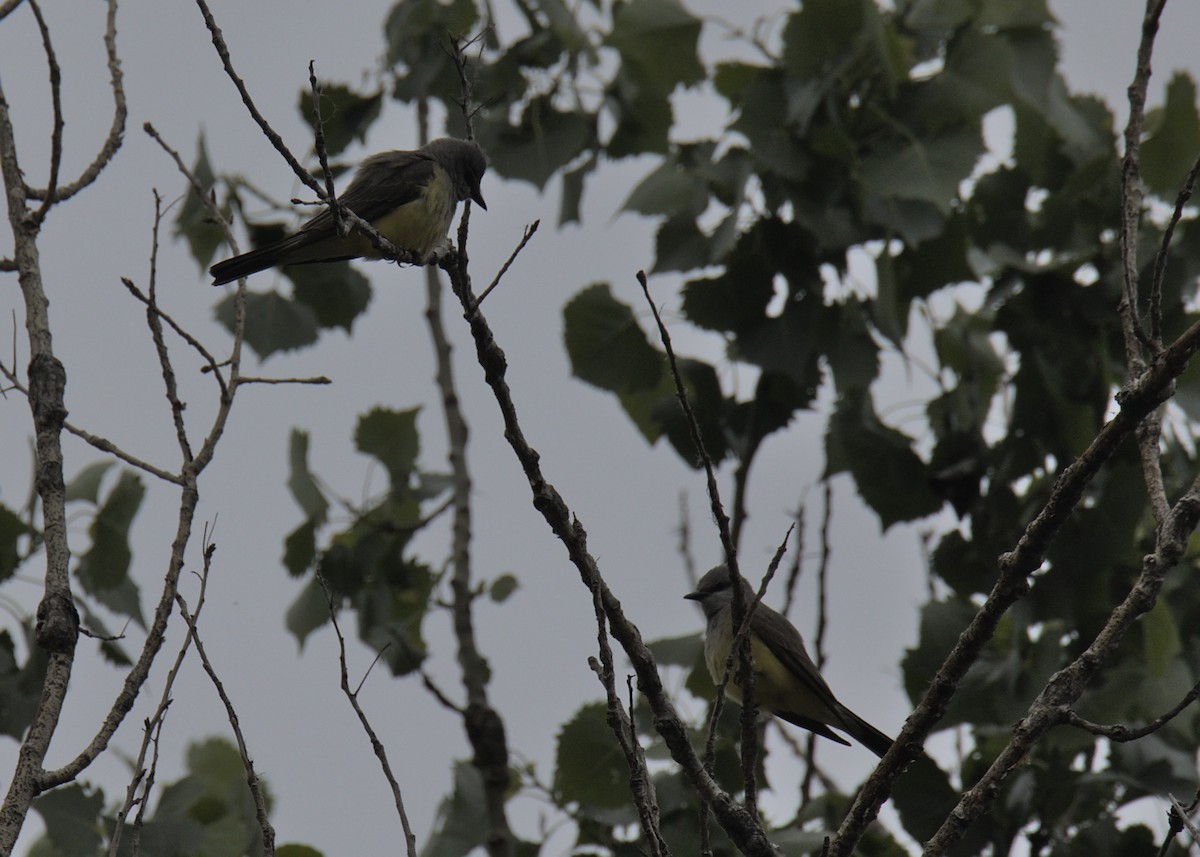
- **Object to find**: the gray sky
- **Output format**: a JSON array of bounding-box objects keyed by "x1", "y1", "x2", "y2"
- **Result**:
[{"x1": 1, "y1": 1, "x2": 1198, "y2": 854}]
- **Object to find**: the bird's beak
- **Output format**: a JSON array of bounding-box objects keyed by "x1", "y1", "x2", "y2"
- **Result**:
[
  {"x1": 684, "y1": 591, "x2": 703, "y2": 601},
  {"x1": 472, "y1": 188, "x2": 487, "y2": 210}
]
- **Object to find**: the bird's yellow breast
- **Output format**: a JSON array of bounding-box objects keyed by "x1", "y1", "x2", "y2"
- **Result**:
[
  {"x1": 367, "y1": 169, "x2": 454, "y2": 259},
  {"x1": 703, "y1": 612, "x2": 840, "y2": 724},
  {"x1": 284, "y1": 167, "x2": 455, "y2": 265}
]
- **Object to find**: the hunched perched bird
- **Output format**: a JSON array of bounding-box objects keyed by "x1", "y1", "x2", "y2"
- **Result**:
[
  {"x1": 685, "y1": 564, "x2": 893, "y2": 757},
  {"x1": 209, "y1": 137, "x2": 488, "y2": 286}
]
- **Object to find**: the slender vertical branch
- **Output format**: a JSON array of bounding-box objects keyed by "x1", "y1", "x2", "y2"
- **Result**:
[
  {"x1": 0, "y1": 61, "x2": 77, "y2": 857},
  {"x1": 1117, "y1": 0, "x2": 1167, "y2": 370},
  {"x1": 430, "y1": 46, "x2": 516, "y2": 857}
]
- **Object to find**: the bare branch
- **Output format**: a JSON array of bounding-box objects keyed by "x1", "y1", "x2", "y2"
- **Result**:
[
  {"x1": 175, "y1": 564, "x2": 276, "y2": 856},
  {"x1": 317, "y1": 573, "x2": 419, "y2": 857},
  {"x1": 471, "y1": 220, "x2": 539, "y2": 313},
  {"x1": 0, "y1": 59, "x2": 78, "y2": 854},
  {"x1": 25, "y1": 0, "x2": 62, "y2": 225},
  {"x1": 193, "y1": 0, "x2": 323, "y2": 201},
  {"x1": 1116, "y1": 0, "x2": 1168, "y2": 367},
  {"x1": 108, "y1": 532, "x2": 216, "y2": 857},
  {"x1": 586, "y1": 575, "x2": 669, "y2": 857},
  {"x1": 1063, "y1": 678, "x2": 1200, "y2": 741},
  {"x1": 26, "y1": 0, "x2": 126, "y2": 206},
  {"x1": 234, "y1": 374, "x2": 333, "y2": 387},
  {"x1": 421, "y1": 81, "x2": 515, "y2": 851},
  {"x1": 144, "y1": 191, "x2": 194, "y2": 464},
  {"x1": 0, "y1": 0, "x2": 28, "y2": 22}
]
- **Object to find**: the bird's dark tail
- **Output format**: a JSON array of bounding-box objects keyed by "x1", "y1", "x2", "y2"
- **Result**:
[
  {"x1": 209, "y1": 239, "x2": 293, "y2": 286},
  {"x1": 840, "y1": 707, "x2": 894, "y2": 758}
]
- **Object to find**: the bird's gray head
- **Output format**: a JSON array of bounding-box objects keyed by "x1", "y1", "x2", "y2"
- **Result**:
[
  {"x1": 684, "y1": 565, "x2": 755, "y2": 619},
  {"x1": 423, "y1": 137, "x2": 488, "y2": 210}
]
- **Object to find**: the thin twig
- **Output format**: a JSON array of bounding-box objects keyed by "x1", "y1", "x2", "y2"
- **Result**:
[
  {"x1": 25, "y1": 0, "x2": 126, "y2": 206},
  {"x1": 1116, "y1": 0, "x2": 1168, "y2": 367},
  {"x1": 308, "y1": 62, "x2": 344, "y2": 235},
  {"x1": 118, "y1": 273, "x2": 225, "y2": 388},
  {"x1": 801, "y1": 484, "x2": 832, "y2": 804},
  {"x1": 586, "y1": 575, "x2": 669, "y2": 857},
  {"x1": 235, "y1": 375, "x2": 333, "y2": 386},
  {"x1": 1063, "y1": 677, "x2": 1200, "y2": 741},
  {"x1": 108, "y1": 534, "x2": 216, "y2": 857},
  {"x1": 470, "y1": 220, "x2": 540, "y2": 313},
  {"x1": 317, "y1": 573, "x2": 418, "y2": 857},
  {"x1": 25, "y1": 0, "x2": 62, "y2": 225},
  {"x1": 145, "y1": 191, "x2": 194, "y2": 464},
  {"x1": 175, "y1": 560, "x2": 276, "y2": 856}
]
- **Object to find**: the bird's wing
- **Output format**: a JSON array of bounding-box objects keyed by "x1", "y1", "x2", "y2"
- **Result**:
[
  {"x1": 295, "y1": 150, "x2": 438, "y2": 241},
  {"x1": 751, "y1": 602, "x2": 845, "y2": 720}
]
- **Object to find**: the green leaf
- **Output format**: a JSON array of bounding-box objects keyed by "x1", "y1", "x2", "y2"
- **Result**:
[
  {"x1": 422, "y1": 761, "x2": 487, "y2": 857},
  {"x1": 289, "y1": 262, "x2": 373, "y2": 332},
  {"x1": 33, "y1": 784, "x2": 104, "y2": 857},
  {"x1": 278, "y1": 846, "x2": 325, "y2": 857},
  {"x1": 75, "y1": 471, "x2": 145, "y2": 625},
  {"x1": 559, "y1": 155, "x2": 596, "y2": 226},
  {"x1": 174, "y1": 133, "x2": 227, "y2": 270},
  {"x1": 820, "y1": 300, "x2": 880, "y2": 392},
  {"x1": 890, "y1": 753, "x2": 991, "y2": 853},
  {"x1": 385, "y1": 0, "x2": 480, "y2": 104},
  {"x1": 283, "y1": 520, "x2": 318, "y2": 578},
  {"x1": 287, "y1": 429, "x2": 329, "y2": 523},
  {"x1": 978, "y1": 0, "x2": 1053, "y2": 28},
  {"x1": 489, "y1": 573, "x2": 519, "y2": 603},
  {"x1": 299, "y1": 83, "x2": 382, "y2": 158},
  {"x1": 644, "y1": 357, "x2": 732, "y2": 466},
  {"x1": 859, "y1": 128, "x2": 985, "y2": 214},
  {"x1": 782, "y1": 0, "x2": 879, "y2": 79},
  {"x1": 0, "y1": 502, "x2": 31, "y2": 583},
  {"x1": 713, "y1": 62, "x2": 762, "y2": 102},
  {"x1": 622, "y1": 155, "x2": 708, "y2": 219},
  {"x1": 285, "y1": 577, "x2": 330, "y2": 647},
  {"x1": 606, "y1": 0, "x2": 704, "y2": 90},
  {"x1": 1142, "y1": 72, "x2": 1200, "y2": 196},
  {"x1": 0, "y1": 625, "x2": 47, "y2": 739},
  {"x1": 1141, "y1": 598, "x2": 1181, "y2": 678},
  {"x1": 901, "y1": 598, "x2": 975, "y2": 709},
  {"x1": 647, "y1": 632, "x2": 703, "y2": 667},
  {"x1": 554, "y1": 702, "x2": 629, "y2": 808},
  {"x1": 563, "y1": 283, "x2": 664, "y2": 393},
  {"x1": 652, "y1": 216, "x2": 710, "y2": 273},
  {"x1": 354, "y1": 406, "x2": 421, "y2": 487},
  {"x1": 475, "y1": 97, "x2": 591, "y2": 189},
  {"x1": 214, "y1": 290, "x2": 320, "y2": 359},
  {"x1": 605, "y1": 64, "x2": 674, "y2": 157},
  {"x1": 824, "y1": 390, "x2": 942, "y2": 529},
  {"x1": 730, "y1": 71, "x2": 809, "y2": 178},
  {"x1": 64, "y1": 461, "x2": 114, "y2": 504},
  {"x1": 350, "y1": 559, "x2": 434, "y2": 676}
]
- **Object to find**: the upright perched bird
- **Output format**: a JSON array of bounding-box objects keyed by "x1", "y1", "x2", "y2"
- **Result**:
[
  {"x1": 209, "y1": 137, "x2": 488, "y2": 286},
  {"x1": 686, "y1": 565, "x2": 893, "y2": 757}
]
